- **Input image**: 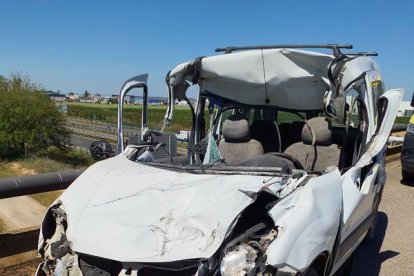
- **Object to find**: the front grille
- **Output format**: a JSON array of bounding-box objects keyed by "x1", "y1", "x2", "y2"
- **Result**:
[
  {"x1": 138, "y1": 266, "x2": 198, "y2": 276},
  {"x1": 78, "y1": 253, "x2": 199, "y2": 276}
]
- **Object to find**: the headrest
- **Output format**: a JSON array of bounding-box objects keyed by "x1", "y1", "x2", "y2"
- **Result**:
[
  {"x1": 302, "y1": 117, "x2": 333, "y2": 146},
  {"x1": 222, "y1": 114, "x2": 250, "y2": 142}
]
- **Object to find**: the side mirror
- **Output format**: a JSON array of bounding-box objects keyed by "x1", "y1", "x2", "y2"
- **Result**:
[
  {"x1": 411, "y1": 92, "x2": 414, "y2": 107},
  {"x1": 90, "y1": 141, "x2": 114, "y2": 160}
]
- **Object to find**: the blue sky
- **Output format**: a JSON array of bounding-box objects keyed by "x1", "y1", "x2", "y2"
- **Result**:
[{"x1": 0, "y1": 0, "x2": 413, "y2": 100}]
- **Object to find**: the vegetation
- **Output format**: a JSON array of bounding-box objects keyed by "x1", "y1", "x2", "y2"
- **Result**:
[
  {"x1": 395, "y1": 116, "x2": 411, "y2": 124},
  {"x1": 38, "y1": 146, "x2": 95, "y2": 168},
  {"x1": 67, "y1": 102, "x2": 197, "y2": 131},
  {"x1": 0, "y1": 74, "x2": 71, "y2": 158}
]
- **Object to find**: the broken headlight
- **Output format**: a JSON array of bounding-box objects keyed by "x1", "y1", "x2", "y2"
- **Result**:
[
  {"x1": 38, "y1": 203, "x2": 82, "y2": 276},
  {"x1": 219, "y1": 223, "x2": 278, "y2": 276},
  {"x1": 220, "y1": 244, "x2": 258, "y2": 275}
]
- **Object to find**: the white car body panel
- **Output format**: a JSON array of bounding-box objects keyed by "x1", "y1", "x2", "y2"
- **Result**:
[
  {"x1": 266, "y1": 169, "x2": 342, "y2": 271},
  {"x1": 331, "y1": 88, "x2": 403, "y2": 273},
  {"x1": 53, "y1": 155, "x2": 306, "y2": 263},
  {"x1": 356, "y1": 89, "x2": 403, "y2": 168},
  {"x1": 170, "y1": 49, "x2": 333, "y2": 110}
]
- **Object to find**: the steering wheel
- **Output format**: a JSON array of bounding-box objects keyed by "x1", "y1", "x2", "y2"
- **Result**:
[{"x1": 265, "y1": 152, "x2": 304, "y2": 170}]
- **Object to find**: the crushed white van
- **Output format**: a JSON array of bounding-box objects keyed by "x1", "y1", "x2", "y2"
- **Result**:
[{"x1": 37, "y1": 44, "x2": 403, "y2": 276}]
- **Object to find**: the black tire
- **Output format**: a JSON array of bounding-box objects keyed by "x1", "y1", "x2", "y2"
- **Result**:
[{"x1": 402, "y1": 169, "x2": 414, "y2": 181}]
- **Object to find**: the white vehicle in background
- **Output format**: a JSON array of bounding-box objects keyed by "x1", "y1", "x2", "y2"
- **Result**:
[
  {"x1": 176, "y1": 130, "x2": 190, "y2": 142},
  {"x1": 37, "y1": 44, "x2": 402, "y2": 276}
]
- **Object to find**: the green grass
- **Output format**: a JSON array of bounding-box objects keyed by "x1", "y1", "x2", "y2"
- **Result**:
[
  {"x1": 395, "y1": 116, "x2": 411, "y2": 124},
  {"x1": 67, "y1": 103, "x2": 198, "y2": 132}
]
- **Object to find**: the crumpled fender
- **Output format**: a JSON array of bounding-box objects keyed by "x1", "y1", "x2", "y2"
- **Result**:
[{"x1": 265, "y1": 169, "x2": 343, "y2": 272}]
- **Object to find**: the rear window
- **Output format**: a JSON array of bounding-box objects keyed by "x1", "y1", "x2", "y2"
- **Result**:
[{"x1": 277, "y1": 111, "x2": 305, "y2": 123}]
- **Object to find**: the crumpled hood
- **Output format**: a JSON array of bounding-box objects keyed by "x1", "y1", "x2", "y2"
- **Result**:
[{"x1": 57, "y1": 155, "x2": 295, "y2": 263}]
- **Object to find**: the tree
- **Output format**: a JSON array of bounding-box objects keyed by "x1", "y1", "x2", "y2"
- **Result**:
[
  {"x1": 68, "y1": 92, "x2": 75, "y2": 96},
  {"x1": 0, "y1": 74, "x2": 71, "y2": 158},
  {"x1": 83, "y1": 90, "x2": 90, "y2": 97}
]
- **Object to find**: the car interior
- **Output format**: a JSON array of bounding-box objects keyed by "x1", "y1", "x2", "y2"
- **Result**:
[{"x1": 153, "y1": 97, "x2": 367, "y2": 174}]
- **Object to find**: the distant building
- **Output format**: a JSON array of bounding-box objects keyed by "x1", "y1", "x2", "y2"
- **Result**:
[
  {"x1": 46, "y1": 91, "x2": 67, "y2": 102},
  {"x1": 79, "y1": 97, "x2": 94, "y2": 103},
  {"x1": 176, "y1": 100, "x2": 188, "y2": 106},
  {"x1": 397, "y1": 101, "x2": 413, "y2": 117},
  {"x1": 124, "y1": 95, "x2": 136, "y2": 104},
  {"x1": 67, "y1": 94, "x2": 80, "y2": 102},
  {"x1": 92, "y1": 95, "x2": 103, "y2": 103}
]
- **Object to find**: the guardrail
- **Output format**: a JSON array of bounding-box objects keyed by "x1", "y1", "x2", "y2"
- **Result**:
[{"x1": 0, "y1": 170, "x2": 83, "y2": 200}]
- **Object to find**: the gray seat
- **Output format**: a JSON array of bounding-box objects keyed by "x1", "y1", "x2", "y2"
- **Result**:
[
  {"x1": 218, "y1": 114, "x2": 264, "y2": 165},
  {"x1": 284, "y1": 117, "x2": 340, "y2": 171}
]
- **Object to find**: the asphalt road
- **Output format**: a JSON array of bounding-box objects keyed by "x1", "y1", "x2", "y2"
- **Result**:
[
  {"x1": 351, "y1": 160, "x2": 414, "y2": 275},
  {"x1": 71, "y1": 134, "x2": 116, "y2": 150}
]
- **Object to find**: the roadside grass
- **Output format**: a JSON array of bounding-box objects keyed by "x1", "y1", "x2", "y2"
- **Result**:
[
  {"x1": 395, "y1": 116, "x2": 411, "y2": 124},
  {"x1": 67, "y1": 103, "x2": 196, "y2": 132}
]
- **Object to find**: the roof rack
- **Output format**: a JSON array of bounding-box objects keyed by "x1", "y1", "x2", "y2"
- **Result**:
[
  {"x1": 344, "y1": 52, "x2": 378, "y2": 56},
  {"x1": 215, "y1": 44, "x2": 353, "y2": 56}
]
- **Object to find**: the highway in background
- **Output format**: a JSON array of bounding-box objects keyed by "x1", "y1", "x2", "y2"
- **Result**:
[{"x1": 70, "y1": 134, "x2": 116, "y2": 152}]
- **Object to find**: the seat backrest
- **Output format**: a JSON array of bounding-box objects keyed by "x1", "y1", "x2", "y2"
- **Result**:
[
  {"x1": 218, "y1": 114, "x2": 264, "y2": 165},
  {"x1": 284, "y1": 117, "x2": 340, "y2": 171},
  {"x1": 250, "y1": 120, "x2": 280, "y2": 152}
]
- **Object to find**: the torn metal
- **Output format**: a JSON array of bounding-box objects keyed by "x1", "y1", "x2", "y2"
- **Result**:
[{"x1": 38, "y1": 155, "x2": 307, "y2": 264}]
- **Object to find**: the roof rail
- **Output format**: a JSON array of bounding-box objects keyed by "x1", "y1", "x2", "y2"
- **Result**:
[
  {"x1": 215, "y1": 44, "x2": 353, "y2": 56},
  {"x1": 344, "y1": 52, "x2": 378, "y2": 56}
]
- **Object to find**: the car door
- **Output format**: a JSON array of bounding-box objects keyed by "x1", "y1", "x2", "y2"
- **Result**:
[{"x1": 333, "y1": 88, "x2": 403, "y2": 270}]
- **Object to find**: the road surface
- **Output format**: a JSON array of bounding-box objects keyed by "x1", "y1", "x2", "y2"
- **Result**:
[
  {"x1": 71, "y1": 134, "x2": 116, "y2": 150},
  {"x1": 351, "y1": 160, "x2": 414, "y2": 275}
]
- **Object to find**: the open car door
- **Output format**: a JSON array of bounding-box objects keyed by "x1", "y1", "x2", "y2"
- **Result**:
[{"x1": 333, "y1": 88, "x2": 403, "y2": 271}]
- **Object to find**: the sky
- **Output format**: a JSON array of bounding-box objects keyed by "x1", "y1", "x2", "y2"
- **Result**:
[{"x1": 0, "y1": 0, "x2": 413, "y2": 100}]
